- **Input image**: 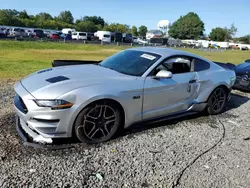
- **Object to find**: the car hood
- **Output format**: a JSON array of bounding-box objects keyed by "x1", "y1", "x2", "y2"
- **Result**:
[
  {"x1": 21, "y1": 64, "x2": 134, "y2": 99},
  {"x1": 235, "y1": 62, "x2": 250, "y2": 74}
]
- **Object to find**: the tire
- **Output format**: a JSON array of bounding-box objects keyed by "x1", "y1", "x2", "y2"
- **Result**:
[
  {"x1": 74, "y1": 101, "x2": 122, "y2": 144},
  {"x1": 207, "y1": 86, "x2": 228, "y2": 115}
]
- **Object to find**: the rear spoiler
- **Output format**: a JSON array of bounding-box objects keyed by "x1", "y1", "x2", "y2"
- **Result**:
[
  {"x1": 213, "y1": 61, "x2": 236, "y2": 70},
  {"x1": 52, "y1": 60, "x2": 102, "y2": 67}
]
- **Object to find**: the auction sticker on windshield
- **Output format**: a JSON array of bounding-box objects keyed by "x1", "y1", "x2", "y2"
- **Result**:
[{"x1": 140, "y1": 54, "x2": 156, "y2": 60}]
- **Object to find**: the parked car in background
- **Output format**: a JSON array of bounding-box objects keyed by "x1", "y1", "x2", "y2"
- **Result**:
[
  {"x1": 60, "y1": 33, "x2": 72, "y2": 40},
  {"x1": 49, "y1": 33, "x2": 60, "y2": 40},
  {"x1": 14, "y1": 47, "x2": 235, "y2": 145},
  {"x1": 241, "y1": 46, "x2": 249, "y2": 51},
  {"x1": 25, "y1": 29, "x2": 33, "y2": 37},
  {"x1": 29, "y1": 29, "x2": 44, "y2": 38},
  {"x1": 94, "y1": 31, "x2": 111, "y2": 43},
  {"x1": 133, "y1": 36, "x2": 139, "y2": 43},
  {"x1": 123, "y1": 33, "x2": 133, "y2": 43},
  {"x1": 0, "y1": 29, "x2": 5, "y2": 37},
  {"x1": 137, "y1": 38, "x2": 149, "y2": 44},
  {"x1": 114, "y1": 32, "x2": 123, "y2": 42},
  {"x1": 10, "y1": 28, "x2": 28, "y2": 37},
  {"x1": 87, "y1": 32, "x2": 94, "y2": 40},
  {"x1": 72, "y1": 32, "x2": 87, "y2": 40},
  {"x1": 43, "y1": 30, "x2": 51, "y2": 38},
  {"x1": 3, "y1": 28, "x2": 10, "y2": 36},
  {"x1": 233, "y1": 60, "x2": 250, "y2": 91}
]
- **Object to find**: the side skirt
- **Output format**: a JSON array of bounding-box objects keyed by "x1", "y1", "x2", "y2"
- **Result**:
[{"x1": 129, "y1": 102, "x2": 207, "y2": 127}]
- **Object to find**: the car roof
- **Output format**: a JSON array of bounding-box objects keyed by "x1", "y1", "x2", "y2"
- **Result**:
[{"x1": 128, "y1": 47, "x2": 207, "y2": 61}]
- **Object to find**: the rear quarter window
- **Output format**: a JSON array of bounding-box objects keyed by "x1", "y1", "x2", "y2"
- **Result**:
[{"x1": 194, "y1": 58, "x2": 210, "y2": 71}]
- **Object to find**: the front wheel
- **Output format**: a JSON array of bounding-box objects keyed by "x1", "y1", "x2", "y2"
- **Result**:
[
  {"x1": 207, "y1": 86, "x2": 228, "y2": 115},
  {"x1": 74, "y1": 101, "x2": 122, "y2": 144}
]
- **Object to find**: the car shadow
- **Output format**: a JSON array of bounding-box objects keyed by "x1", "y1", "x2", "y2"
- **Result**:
[{"x1": 225, "y1": 92, "x2": 250, "y2": 112}]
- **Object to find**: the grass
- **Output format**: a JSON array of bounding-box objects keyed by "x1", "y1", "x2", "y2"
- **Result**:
[{"x1": 0, "y1": 40, "x2": 250, "y2": 81}]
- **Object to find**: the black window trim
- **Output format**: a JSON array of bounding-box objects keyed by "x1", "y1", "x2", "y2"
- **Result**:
[
  {"x1": 147, "y1": 55, "x2": 211, "y2": 77},
  {"x1": 147, "y1": 55, "x2": 194, "y2": 77},
  {"x1": 193, "y1": 58, "x2": 211, "y2": 72}
]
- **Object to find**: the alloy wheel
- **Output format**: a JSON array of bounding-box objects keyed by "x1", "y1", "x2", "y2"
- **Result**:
[
  {"x1": 210, "y1": 88, "x2": 226, "y2": 112},
  {"x1": 78, "y1": 105, "x2": 117, "y2": 140}
]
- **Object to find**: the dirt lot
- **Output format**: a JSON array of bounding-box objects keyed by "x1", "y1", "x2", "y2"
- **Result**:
[{"x1": 0, "y1": 81, "x2": 250, "y2": 188}]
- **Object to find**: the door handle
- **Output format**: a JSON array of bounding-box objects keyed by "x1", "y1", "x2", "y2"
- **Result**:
[{"x1": 189, "y1": 79, "x2": 197, "y2": 83}]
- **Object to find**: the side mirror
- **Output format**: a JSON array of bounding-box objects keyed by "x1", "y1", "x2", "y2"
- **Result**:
[{"x1": 153, "y1": 70, "x2": 173, "y2": 79}]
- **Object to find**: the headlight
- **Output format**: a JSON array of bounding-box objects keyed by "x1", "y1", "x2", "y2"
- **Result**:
[{"x1": 34, "y1": 99, "x2": 73, "y2": 110}]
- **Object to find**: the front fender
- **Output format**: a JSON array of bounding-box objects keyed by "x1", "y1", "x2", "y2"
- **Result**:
[{"x1": 58, "y1": 84, "x2": 143, "y2": 136}]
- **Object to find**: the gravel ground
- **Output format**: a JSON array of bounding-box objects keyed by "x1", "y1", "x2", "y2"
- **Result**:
[{"x1": 0, "y1": 81, "x2": 250, "y2": 188}]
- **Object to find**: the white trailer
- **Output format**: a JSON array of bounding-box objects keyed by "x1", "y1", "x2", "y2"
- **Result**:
[
  {"x1": 94, "y1": 31, "x2": 111, "y2": 43},
  {"x1": 62, "y1": 28, "x2": 76, "y2": 35}
]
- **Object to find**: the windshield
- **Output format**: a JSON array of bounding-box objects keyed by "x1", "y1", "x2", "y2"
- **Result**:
[
  {"x1": 99, "y1": 50, "x2": 161, "y2": 76},
  {"x1": 104, "y1": 34, "x2": 110, "y2": 38}
]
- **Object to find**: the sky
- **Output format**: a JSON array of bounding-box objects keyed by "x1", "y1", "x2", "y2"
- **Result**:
[{"x1": 1, "y1": 0, "x2": 250, "y2": 37}]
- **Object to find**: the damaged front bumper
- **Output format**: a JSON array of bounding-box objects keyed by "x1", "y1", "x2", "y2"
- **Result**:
[{"x1": 16, "y1": 116, "x2": 73, "y2": 149}]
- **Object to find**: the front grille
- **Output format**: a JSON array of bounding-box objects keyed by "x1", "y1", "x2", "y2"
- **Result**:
[{"x1": 14, "y1": 94, "x2": 28, "y2": 114}]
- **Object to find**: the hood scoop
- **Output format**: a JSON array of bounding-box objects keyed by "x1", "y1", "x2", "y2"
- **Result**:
[{"x1": 46, "y1": 76, "x2": 69, "y2": 83}]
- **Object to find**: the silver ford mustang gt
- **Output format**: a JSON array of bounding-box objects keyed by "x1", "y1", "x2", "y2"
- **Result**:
[{"x1": 14, "y1": 47, "x2": 236, "y2": 144}]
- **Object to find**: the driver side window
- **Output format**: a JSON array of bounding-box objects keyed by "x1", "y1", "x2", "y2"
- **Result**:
[{"x1": 151, "y1": 56, "x2": 192, "y2": 76}]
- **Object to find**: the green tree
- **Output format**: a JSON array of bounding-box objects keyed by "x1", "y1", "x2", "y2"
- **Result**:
[
  {"x1": 102, "y1": 24, "x2": 111, "y2": 31},
  {"x1": 131, "y1": 26, "x2": 138, "y2": 36},
  {"x1": 82, "y1": 16, "x2": 105, "y2": 27},
  {"x1": 116, "y1": 24, "x2": 129, "y2": 33},
  {"x1": 0, "y1": 9, "x2": 21, "y2": 26},
  {"x1": 56, "y1": 10, "x2": 74, "y2": 24},
  {"x1": 36, "y1": 12, "x2": 53, "y2": 21},
  {"x1": 104, "y1": 23, "x2": 117, "y2": 32},
  {"x1": 168, "y1": 12, "x2": 205, "y2": 39},
  {"x1": 209, "y1": 27, "x2": 228, "y2": 41},
  {"x1": 238, "y1": 35, "x2": 250, "y2": 44},
  {"x1": 20, "y1": 18, "x2": 36, "y2": 28},
  {"x1": 19, "y1": 10, "x2": 29, "y2": 19},
  {"x1": 138, "y1": 25, "x2": 147, "y2": 37},
  {"x1": 76, "y1": 21, "x2": 98, "y2": 32},
  {"x1": 101, "y1": 23, "x2": 130, "y2": 33},
  {"x1": 224, "y1": 23, "x2": 238, "y2": 40}
]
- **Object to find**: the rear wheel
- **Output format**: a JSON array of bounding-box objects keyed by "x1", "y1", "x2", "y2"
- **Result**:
[
  {"x1": 74, "y1": 101, "x2": 122, "y2": 144},
  {"x1": 207, "y1": 86, "x2": 228, "y2": 115}
]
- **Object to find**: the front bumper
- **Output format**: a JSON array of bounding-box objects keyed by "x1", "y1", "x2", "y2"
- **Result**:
[
  {"x1": 233, "y1": 84, "x2": 250, "y2": 91},
  {"x1": 233, "y1": 76, "x2": 250, "y2": 91},
  {"x1": 16, "y1": 116, "x2": 74, "y2": 149},
  {"x1": 13, "y1": 81, "x2": 76, "y2": 147}
]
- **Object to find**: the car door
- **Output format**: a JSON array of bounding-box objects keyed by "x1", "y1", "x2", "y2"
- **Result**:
[{"x1": 142, "y1": 56, "x2": 200, "y2": 120}]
